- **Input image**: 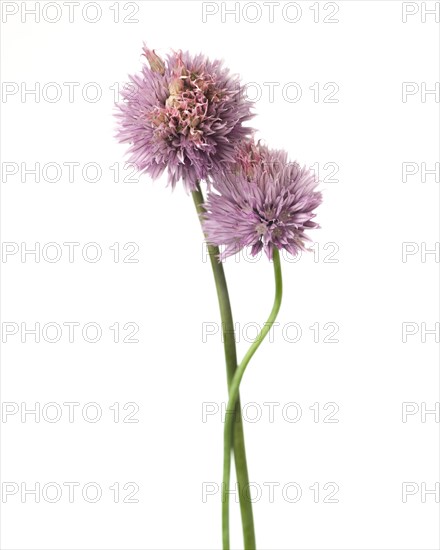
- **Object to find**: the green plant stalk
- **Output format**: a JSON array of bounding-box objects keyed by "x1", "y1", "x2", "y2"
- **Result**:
[
  {"x1": 222, "y1": 247, "x2": 283, "y2": 550},
  {"x1": 191, "y1": 182, "x2": 256, "y2": 550}
]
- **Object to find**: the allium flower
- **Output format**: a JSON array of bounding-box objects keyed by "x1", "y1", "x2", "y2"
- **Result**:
[
  {"x1": 115, "y1": 45, "x2": 254, "y2": 191},
  {"x1": 203, "y1": 140, "x2": 322, "y2": 260}
]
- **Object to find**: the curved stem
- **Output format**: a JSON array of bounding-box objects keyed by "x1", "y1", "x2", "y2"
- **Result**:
[
  {"x1": 222, "y1": 248, "x2": 283, "y2": 550},
  {"x1": 191, "y1": 182, "x2": 256, "y2": 550}
]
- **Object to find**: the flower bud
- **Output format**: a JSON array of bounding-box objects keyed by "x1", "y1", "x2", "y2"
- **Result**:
[{"x1": 142, "y1": 45, "x2": 165, "y2": 75}]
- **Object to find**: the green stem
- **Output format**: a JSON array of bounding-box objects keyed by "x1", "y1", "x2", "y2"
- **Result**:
[
  {"x1": 222, "y1": 248, "x2": 283, "y2": 550},
  {"x1": 191, "y1": 182, "x2": 256, "y2": 550}
]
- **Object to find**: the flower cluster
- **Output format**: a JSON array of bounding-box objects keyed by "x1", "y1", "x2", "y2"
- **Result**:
[
  {"x1": 116, "y1": 46, "x2": 325, "y2": 550},
  {"x1": 115, "y1": 45, "x2": 322, "y2": 260},
  {"x1": 203, "y1": 140, "x2": 322, "y2": 260},
  {"x1": 116, "y1": 46, "x2": 254, "y2": 191}
]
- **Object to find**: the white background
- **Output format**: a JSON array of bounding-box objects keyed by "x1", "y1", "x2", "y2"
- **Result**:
[{"x1": 1, "y1": 1, "x2": 439, "y2": 549}]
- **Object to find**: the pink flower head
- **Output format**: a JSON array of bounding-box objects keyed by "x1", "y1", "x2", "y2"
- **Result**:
[
  {"x1": 203, "y1": 140, "x2": 322, "y2": 260},
  {"x1": 115, "y1": 45, "x2": 254, "y2": 191}
]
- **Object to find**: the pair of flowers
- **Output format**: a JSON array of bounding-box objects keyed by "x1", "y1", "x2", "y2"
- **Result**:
[
  {"x1": 115, "y1": 45, "x2": 322, "y2": 549},
  {"x1": 116, "y1": 46, "x2": 322, "y2": 259}
]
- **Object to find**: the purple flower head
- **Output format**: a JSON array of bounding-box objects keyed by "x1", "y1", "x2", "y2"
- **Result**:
[
  {"x1": 115, "y1": 45, "x2": 254, "y2": 191},
  {"x1": 203, "y1": 139, "x2": 322, "y2": 260}
]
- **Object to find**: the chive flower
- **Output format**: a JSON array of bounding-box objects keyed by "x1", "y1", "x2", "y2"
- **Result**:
[
  {"x1": 203, "y1": 139, "x2": 322, "y2": 260},
  {"x1": 115, "y1": 45, "x2": 254, "y2": 191}
]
